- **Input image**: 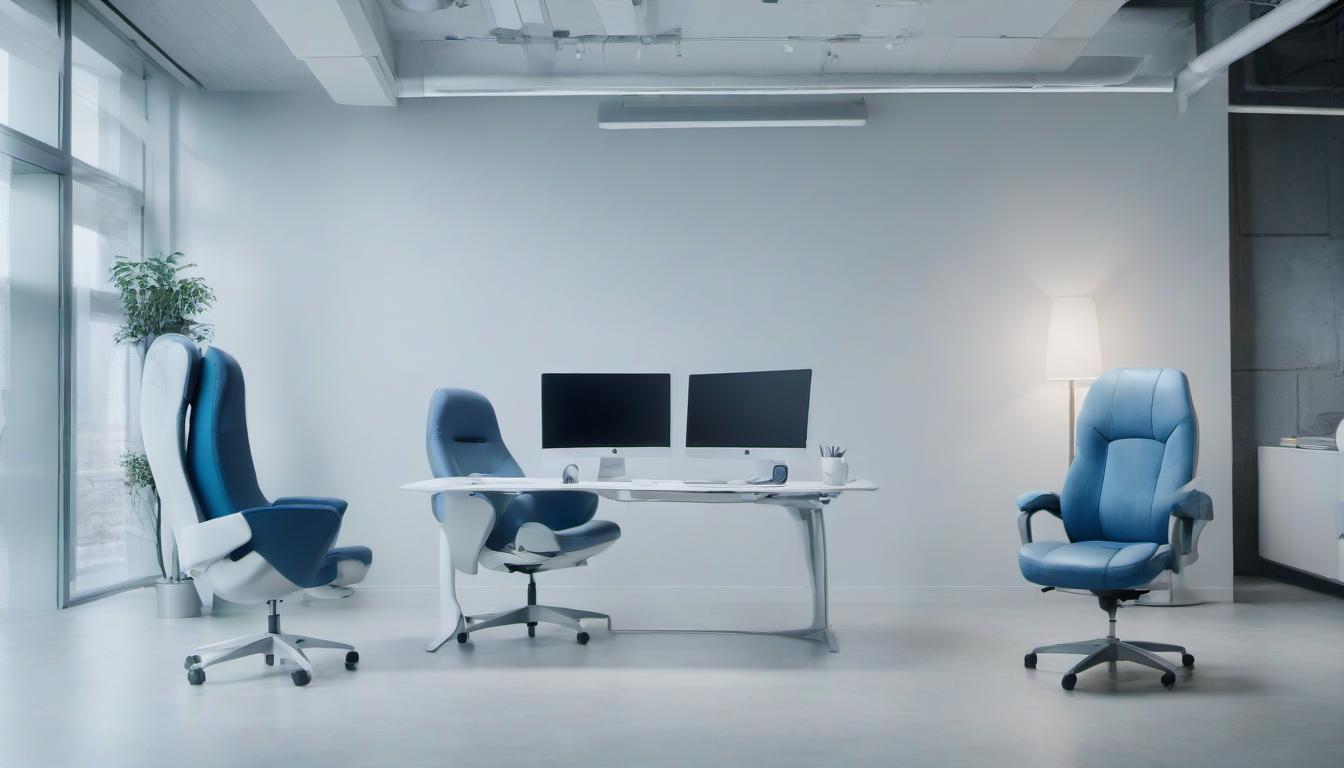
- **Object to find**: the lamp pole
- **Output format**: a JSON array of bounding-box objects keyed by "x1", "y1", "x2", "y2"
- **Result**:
[{"x1": 1068, "y1": 379, "x2": 1077, "y2": 466}]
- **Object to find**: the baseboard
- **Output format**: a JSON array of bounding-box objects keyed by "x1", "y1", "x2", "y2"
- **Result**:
[{"x1": 351, "y1": 584, "x2": 1237, "y2": 602}]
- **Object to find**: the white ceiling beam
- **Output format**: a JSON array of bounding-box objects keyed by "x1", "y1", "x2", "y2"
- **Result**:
[{"x1": 253, "y1": 0, "x2": 397, "y2": 106}]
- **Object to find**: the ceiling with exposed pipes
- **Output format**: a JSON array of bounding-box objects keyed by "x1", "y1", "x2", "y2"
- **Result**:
[{"x1": 108, "y1": 0, "x2": 1197, "y2": 97}]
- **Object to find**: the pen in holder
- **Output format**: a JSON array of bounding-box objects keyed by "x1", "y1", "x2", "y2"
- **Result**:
[{"x1": 820, "y1": 445, "x2": 848, "y2": 486}]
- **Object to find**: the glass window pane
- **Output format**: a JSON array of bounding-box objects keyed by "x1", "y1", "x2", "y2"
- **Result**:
[
  {"x1": 0, "y1": 0, "x2": 61, "y2": 146},
  {"x1": 73, "y1": 4, "x2": 146, "y2": 188},
  {"x1": 0, "y1": 153, "x2": 60, "y2": 613},
  {"x1": 68, "y1": 177, "x2": 155, "y2": 596}
]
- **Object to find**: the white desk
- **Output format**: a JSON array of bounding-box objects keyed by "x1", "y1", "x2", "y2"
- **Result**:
[{"x1": 401, "y1": 477, "x2": 879, "y2": 652}]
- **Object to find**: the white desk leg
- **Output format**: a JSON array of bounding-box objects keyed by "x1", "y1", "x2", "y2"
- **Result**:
[
  {"x1": 789, "y1": 502, "x2": 838, "y2": 652},
  {"x1": 427, "y1": 519, "x2": 466, "y2": 652}
]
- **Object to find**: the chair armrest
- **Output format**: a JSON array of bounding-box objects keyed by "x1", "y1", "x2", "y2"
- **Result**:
[
  {"x1": 1162, "y1": 489, "x2": 1214, "y2": 570},
  {"x1": 239, "y1": 503, "x2": 343, "y2": 589},
  {"x1": 274, "y1": 496, "x2": 348, "y2": 516},
  {"x1": 1163, "y1": 489, "x2": 1213, "y2": 521},
  {"x1": 179, "y1": 514, "x2": 253, "y2": 576},
  {"x1": 1017, "y1": 491, "x2": 1061, "y2": 514},
  {"x1": 1016, "y1": 491, "x2": 1060, "y2": 545}
]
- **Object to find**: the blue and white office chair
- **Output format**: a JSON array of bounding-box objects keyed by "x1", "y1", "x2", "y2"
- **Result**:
[
  {"x1": 427, "y1": 388, "x2": 620, "y2": 645},
  {"x1": 141, "y1": 335, "x2": 372, "y2": 686},
  {"x1": 1017, "y1": 368, "x2": 1213, "y2": 691}
]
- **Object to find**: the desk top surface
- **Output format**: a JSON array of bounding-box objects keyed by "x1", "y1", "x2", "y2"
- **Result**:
[{"x1": 402, "y1": 477, "x2": 879, "y2": 496}]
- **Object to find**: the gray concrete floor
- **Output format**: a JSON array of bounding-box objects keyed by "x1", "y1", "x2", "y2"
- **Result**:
[{"x1": 1, "y1": 579, "x2": 1341, "y2": 768}]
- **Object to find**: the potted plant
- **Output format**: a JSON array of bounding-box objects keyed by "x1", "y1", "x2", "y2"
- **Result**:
[
  {"x1": 110, "y1": 251, "x2": 215, "y2": 618},
  {"x1": 119, "y1": 451, "x2": 198, "y2": 617}
]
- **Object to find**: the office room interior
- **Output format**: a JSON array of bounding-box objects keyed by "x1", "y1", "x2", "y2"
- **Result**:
[{"x1": 1, "y1": 0, "x2": 1343, "y2": 766}]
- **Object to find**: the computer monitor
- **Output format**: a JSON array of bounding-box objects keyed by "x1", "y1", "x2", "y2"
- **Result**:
[
  {"x1": 685, "y1": 369, "x2": 812, "y2": 473},
  {"x1": 541, "y1": 372, "x2": 671, "y2": 480}
]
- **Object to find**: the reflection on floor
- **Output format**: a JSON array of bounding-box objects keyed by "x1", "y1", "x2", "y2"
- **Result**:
[{"x1": 1, "y1": 579, "x2": 1341, "y2": 768}]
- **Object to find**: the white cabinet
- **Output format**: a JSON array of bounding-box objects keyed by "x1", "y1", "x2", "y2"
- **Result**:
[{"x1": 1258, "y1": 446, "x2": 1344, "y2": 583}]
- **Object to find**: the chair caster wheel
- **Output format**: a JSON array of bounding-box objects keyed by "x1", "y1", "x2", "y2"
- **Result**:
[
  {"x1": 291, "y1": 669, "x2": 311, "y2": 687},
  {"x1": 1061, "y1": 674, "x2": 1077, "y2": 691},
  {"x1": 184, "y1": 654, "x2": 200, "y2": 670},
  {"x1": 1024, "y1": 653, "x2": 1037, "y2": 669},
  {"x1": 187, "y1": 668, "x2": 205, "y2": 686},
  {"x1": 527, "y1": 623, "x2": 536, "y2": 638},
  {"x1": 1182, "y1": 653, "x2": 1195, "y2": 668},
  {"x1": 345, "y1": 651, "x2": 359, "y2": 670},
  {"x1": 456, "y1": 633, "x2": 469, "y2": 644},
  {"x1": 576, "y1": 632, "x2": 590, "y2": 645},
  {"x1": 1161, "y1": 671, "x2": 1176, "y2": 688},
  {"x1": 264, "y1": 654, "x2": 274, "y2": 666}
]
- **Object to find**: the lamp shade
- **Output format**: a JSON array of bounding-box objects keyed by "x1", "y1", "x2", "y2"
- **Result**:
[{"x1": 1045, "y1": 296, "x2": 1103, "y2": 381}]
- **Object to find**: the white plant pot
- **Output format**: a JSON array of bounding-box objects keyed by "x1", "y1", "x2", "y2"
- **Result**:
[{"x1": 156, "y1": 578, "x2": 202, "y2": 618}]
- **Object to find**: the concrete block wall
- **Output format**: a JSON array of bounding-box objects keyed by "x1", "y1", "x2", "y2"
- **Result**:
[{"x1": 1231, "y1": 114, "x2": 1344, "y2": 575}]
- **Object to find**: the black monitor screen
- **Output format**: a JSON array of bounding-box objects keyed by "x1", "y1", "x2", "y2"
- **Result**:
[
  {"x1": 686, "y1": 369, "x2": 812, "y2": 449},
  {"x1": 542, "y1": 373, "x2": 671, "y2": 449}
]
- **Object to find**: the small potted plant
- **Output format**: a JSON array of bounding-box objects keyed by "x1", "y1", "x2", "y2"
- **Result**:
[
  {"x1": 110, "y1": 251, "x2": 215, "y2": 617},
  {"x1": 119, "y1": 452, "x2": 199, "y2": 618}
]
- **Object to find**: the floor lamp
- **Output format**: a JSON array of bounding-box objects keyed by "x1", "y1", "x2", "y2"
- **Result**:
[{"x1": 1045, "y1": 296, "x2": 1102, "y2": 467}]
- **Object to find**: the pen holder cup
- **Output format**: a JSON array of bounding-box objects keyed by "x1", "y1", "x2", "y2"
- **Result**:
[{"x1": 821, "y1": 457, "x2": 849, "y2": 486}]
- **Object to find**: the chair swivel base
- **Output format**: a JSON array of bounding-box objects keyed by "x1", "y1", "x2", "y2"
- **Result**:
[
  {"x1": 456, "y1": 604, "x2": 610, "y2": 645},
  {"x1": 1025, "y1": 637, "x2": 1194, "y2": 690},
  {"x1": 1024, "y1": 594, "x2": 1194, "y2": 691},
  {"x1": 184, "y1": 599, "x2": 358, "y2": 687}
]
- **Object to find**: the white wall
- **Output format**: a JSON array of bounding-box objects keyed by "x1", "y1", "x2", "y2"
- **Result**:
[{"x1": 177, "y1": 84, "x2": 1233, "y2": 594}]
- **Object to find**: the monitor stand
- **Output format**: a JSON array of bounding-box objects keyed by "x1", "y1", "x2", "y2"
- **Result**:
[{"x1": 597, "y1": 456, "x2": 627, "y2": 481}]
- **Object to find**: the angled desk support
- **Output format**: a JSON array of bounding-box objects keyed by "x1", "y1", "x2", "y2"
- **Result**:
[{"x1": 402, "y1": 478, "x2": 878, "y2": 653}]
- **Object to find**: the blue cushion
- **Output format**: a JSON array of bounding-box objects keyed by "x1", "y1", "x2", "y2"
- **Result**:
[
  {"x1": 1018, "y1": 540, "x2": 1171, "y2": 590},
  {"x1": 276, "y1": 496, "x2": 348, "y2": 516},
  {"x1": 187, "y1": 347, "x2": 269, "y2": 519},
  {"x1": 326, "y1": 545, "x2": 373, "y2": 566},
  {"x1": 553, "y1": 519, "x2": 621, "y2": 552},
  {"x1": 314, "y1": 545, "x2": 374, "y2": 584},
  {"x1": 490, "y1": 491, "x2": 600, "y2": 551},
  {"x1": 1061, "y1": 368, "x2": 1199, "y2": 546},
  {"x1": 239, "y1": 503, "x2": 342, "y2": 588},
  {"x1": 426, "y1": 389, "x2": 525, "y2": 523}
]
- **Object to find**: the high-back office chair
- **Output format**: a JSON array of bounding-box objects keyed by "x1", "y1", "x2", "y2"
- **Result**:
[
  {"x1": 141, "y1": 335, "x2": 372, "y2": 686},
  {"x1": 1016, "y1": 368, "x2": 1213, "y2": 690},
  {"x1": 427, "y1": 388, "x2": 621, "y2": 644}
]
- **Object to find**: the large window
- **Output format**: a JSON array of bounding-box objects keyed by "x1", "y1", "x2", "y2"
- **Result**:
[
  {"x1": 66, "y1": 3, "x2": 157, "y2": 598},
  {"x1": 0, "y1": 0, "x2": 61, "y2": 147},
  {"x1": 0, "y1": 1, "x2": 170, "y2": 608}
]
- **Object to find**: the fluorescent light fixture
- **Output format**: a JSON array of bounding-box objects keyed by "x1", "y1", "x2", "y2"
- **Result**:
[{"x1": 598, "y1": 100, "x2": 867, "y2": 129}]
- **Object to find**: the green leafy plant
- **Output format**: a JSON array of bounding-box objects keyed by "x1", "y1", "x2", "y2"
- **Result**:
[
  {"x1": 109, "y1": 251, "x2": 216, "y2": 345},
  {"x1": 119, "y1": 451, "x2": 167, "y2": 579}
]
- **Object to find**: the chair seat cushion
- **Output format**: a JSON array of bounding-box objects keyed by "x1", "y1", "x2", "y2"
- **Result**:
[
  {"x1": 314, "y1": 545, "x2": 374, "y2": 586},
  {"x1": 1018, "y1": 540, "x2": 1171, "y2": 590},
  {"x1": 326, "y1": 545, "x2": 373, "y2": 566},
  {"x1": 553, "y1": 520, "x2": 621, "y2": 553}
]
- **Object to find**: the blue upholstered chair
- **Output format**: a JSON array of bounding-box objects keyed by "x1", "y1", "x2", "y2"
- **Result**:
[
  {"x1": 1017, "y1": 368, "x2": 1213, "y2": 691},
  {"x1": 427, "y1": 388, "x2": 620, "y2": 645},
  {"x1": 141, "y1": 336, "x2": 372, "y2": 686}
]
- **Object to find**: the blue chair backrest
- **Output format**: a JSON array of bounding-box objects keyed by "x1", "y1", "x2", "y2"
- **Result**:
[
  {"x1": 1060, "y1": 368, "x2": 1198, "y2": 545},
  {"x1": 186, "y1": 346, "x2": 270, "y2": 519},
  {"x1": 426, "y1": 389, "x2": 524, "y2": 522}
]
